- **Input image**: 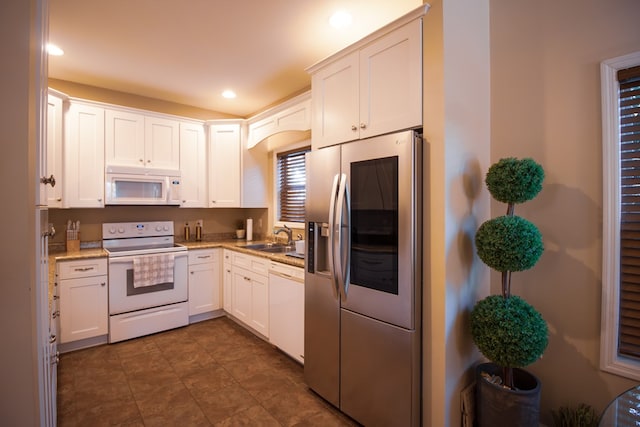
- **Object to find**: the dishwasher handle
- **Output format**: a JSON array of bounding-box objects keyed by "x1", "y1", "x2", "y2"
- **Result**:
[{"x1": 269, "y1": 262, "x2": 304, "y2": 283}]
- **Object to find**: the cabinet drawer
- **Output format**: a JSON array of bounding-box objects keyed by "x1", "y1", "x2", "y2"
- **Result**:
[
  {"x1": 232, "y1": 251, "x2": 269, "y2": 276},
  {"x1": 188, "y1": 248, "x2": 219, "y2": 265},
  {"x1": 58, "y1": 258, "x2": 107, "y2": 279}
]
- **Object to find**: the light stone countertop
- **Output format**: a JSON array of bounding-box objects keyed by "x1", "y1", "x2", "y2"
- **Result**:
[{"x1": 48, "y1": 239, "x2": 305, "y2": 310}]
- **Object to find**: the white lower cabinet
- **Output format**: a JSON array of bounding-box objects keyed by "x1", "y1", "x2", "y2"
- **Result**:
[
  {"x1": 222, "y1": 250, "x2": 232, "y2": 312},
  {"x1": 188, "y1": 248, "x2": 221, "y2": 317},
  {"x1": 57, "y1": 258, "x2": 108, "y2": 344},
  {"x1": 229, "y1": 251, "x2": 269, "y2": 337}
]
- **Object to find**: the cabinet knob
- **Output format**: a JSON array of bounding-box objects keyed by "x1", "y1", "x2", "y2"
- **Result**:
[
  {"x1": 49, "y1": 334, "x2": 57, "y2": 344},
  {"x1": 101, "y1": 282, "x2": 106, "y2": 286},
  {"x1": 351, "y1": 125, "x2": 358, "y2": 131},
  {"x1": 56, "y1": 197, "x2": 62, "y2": 202},
  {"x1": 98, "y1": 198, "x2": 103, "y2": 202},
  {"x1": 359, "y1": 123, "x2": 367, "y2": 129},
  {"x1": 139, "y1": 159, "x2": 144, "y2": 163},
  {"x1": 41, "y1": 174, "x2": 56, "y2": 187}
]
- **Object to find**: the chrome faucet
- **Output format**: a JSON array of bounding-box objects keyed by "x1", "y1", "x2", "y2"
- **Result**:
[{"x1": 274, "y1": 224, "x2": 293, "y2": 245}]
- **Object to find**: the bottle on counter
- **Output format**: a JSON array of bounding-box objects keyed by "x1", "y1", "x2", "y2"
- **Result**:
[
  {"x1": 184, "y1": 222, "x2": 191, "y2": 241},
  {"x1": 195, "y1": 224, "x2": 202, "y2": 241}
]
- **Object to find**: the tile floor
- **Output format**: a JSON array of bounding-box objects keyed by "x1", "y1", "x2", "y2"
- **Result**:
[{"x1": 57, "y1": 316, "x2": 360, "y2": 426}]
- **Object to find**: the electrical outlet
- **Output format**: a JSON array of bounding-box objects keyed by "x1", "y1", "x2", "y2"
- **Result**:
[{"x1": 196, "y1": 219, "x2": 203, "y2": 227}]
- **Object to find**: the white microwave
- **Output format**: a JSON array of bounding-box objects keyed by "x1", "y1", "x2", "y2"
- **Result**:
[{"x1": 105, "y1": 166, "x2": 181, "y2": 206}]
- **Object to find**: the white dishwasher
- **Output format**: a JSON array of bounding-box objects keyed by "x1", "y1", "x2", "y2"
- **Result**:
[{"x1": 269, "y1": 261, "x2": 304, "y2": 364}]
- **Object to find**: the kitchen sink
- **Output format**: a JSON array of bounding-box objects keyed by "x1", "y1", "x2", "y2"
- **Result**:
[{"x1": 244, "y1": 242, "x2": 296, "y2": 253}]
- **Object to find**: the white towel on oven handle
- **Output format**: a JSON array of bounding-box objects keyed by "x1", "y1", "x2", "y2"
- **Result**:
[{"x1": 133, "y1": 253, "x2": 175, "y2": 288}]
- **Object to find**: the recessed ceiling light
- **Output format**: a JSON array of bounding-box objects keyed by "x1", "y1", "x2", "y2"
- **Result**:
[
  {"x1": 222, "y1": 89, "x2": 236, "y2": 99},
  {"x1": 329, "y1": 10, "x2": 352, "y2": 29},
  {"x1": 46, "y1": 43, "x2": 64, "y2": 56}
]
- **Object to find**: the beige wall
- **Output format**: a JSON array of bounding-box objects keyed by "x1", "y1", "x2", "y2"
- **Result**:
[
  {"x1": 0, "y1": 0, "x2": 40, "y2": 423},
  {"x1": 490, "y1": 0, "x2": 640, "y2": 422},
  {"x1": 422, "y1": 0, "x2": 491, "y2": 425},
  {"x1": 49, "y1": 78, "x2": 239, "y2": 120}
]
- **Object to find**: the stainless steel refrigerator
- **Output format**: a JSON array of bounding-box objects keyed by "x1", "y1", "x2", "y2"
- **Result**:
[{"x1": 304, "y1": 129, "x2": 422, "y2": 426}]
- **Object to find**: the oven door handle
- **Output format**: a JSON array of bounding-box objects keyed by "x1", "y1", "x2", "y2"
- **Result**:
[{"x1": 108, "y1": 251, "x2": 188, "y2": 264}]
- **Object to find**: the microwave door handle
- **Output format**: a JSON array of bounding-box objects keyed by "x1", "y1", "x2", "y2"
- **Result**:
[
  {"x1": 336, "y1": 173, "x2": 350, "y2": 299},
  {"x1": 327, "y1": 174, "x2": 340, "y2": 294}
]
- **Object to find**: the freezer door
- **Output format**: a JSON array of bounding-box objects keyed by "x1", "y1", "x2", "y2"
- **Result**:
[
  {"x1": 341, "y1": 130, "x2": 421, "y2": 330},
  {"x1": 340, "y1": 309, "x2": 420, "y2": 427},
  {"x1": 304, "y1": 271, "x2": 340, "y2": 407}
]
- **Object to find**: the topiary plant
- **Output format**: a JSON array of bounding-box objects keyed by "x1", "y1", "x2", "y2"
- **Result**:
[{"x1": 470, "y1": 157, "x2": 548, "y2": 389}]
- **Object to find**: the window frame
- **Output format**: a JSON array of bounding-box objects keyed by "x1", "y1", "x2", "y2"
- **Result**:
[
  {"x1": 273, "y1": 140, "x2": 311, "y2": 229},
  {"x1": 601, "y1": 50, "x2": 640, "y2": 380}
]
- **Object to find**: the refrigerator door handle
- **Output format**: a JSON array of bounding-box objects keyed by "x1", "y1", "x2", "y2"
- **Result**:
[
  {"x1": 336, "y1": 173, "x2": 351, "y2": 298},
  {"x1": 327, "y1": 174, "x2": 340, "y2": 293}
]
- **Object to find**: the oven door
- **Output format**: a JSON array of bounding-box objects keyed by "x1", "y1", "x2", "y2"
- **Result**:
[{"x1": 108, "y1": 251, "x2": 188, "y2": 315}]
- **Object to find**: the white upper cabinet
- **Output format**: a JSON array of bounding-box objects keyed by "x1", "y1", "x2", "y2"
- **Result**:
[
  {"x1": 311, "y1": 54, "x2": 359, "y2": 147},
  {"x1": 105, "y1": 109, "x2": 145, "y2": 168},
  {"x1": 64, "y1": 101, "x2": 105, "y2": 208},
  {"x1": 208, "y1": 122, "x2": 241, "y2": 208},
  {"x1": 105, "y1": 108, "x2": 180, "y2": 170},
  {"x1": 179, "y1": 122, "x2": 207, "y2": 208},
  {"x1": 247, "y1": 92, "x2": 311, "y2": 149},
  {"x1": 145, "y1": 116, "x2": 180, "y2": 170},
  {"x1": 309, "y1": 16, "x2": 423, "y2": 148},
  {"x1": 46, "y1": 91, "x2": 65, "y2": 207}
]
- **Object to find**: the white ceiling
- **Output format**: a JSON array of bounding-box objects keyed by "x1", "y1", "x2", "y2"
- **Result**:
[{"x1": 48, "y1": 0, "x2": 423, "y2": 118}]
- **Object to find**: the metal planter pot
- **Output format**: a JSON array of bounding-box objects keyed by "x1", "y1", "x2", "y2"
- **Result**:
[{"x1": 476, "y1": 362, "x2": 541, "y2": 427}]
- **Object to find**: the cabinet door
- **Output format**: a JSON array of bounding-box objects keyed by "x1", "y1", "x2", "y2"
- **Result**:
[
  {"x1": 231, "y1": 266, "x2": 252, "y2": 325},
  {"x1": 145, "y1": 116, "x2": 180, "y2": 170},
  {"x1": 46, "y1": 94, "x2": 64, "y2": 207},
  {"x1": 209, "y1": 123, "x2": 240, "y2": 207},
  {"x1": 105, "y1": 109, "x2": 145, "y2": 167},
  {"x1": 311, "y1": 52, "x2": 359, "y2": 148},
  {"x1": 223, "y1": 252, "x2": 232, "y2": 313},
  {"x1": 179, "y1": 122, "x2": 207, "y2": 207},
  {"x1": 64, "y1": 102, "x2": 105, "y2": 208},
  {"x1": 188, "y1": 262, "x2": 220, "y2": 316},
  {"x1": 359, "y1": 19, "x2": 422, "y2": 139},
  {"x1": 251, "y1": 272, "x2": 269, "y2": 338},
  {"x1": 59, "y1": 275, "x2": 108, "y2": 343}
]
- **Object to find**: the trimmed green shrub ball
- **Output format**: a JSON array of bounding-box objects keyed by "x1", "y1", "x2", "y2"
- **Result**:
[
  {"x1": 475, "y1": 215, "x2": 543, "y2": 272},
  {"x1": 486, "y1": 158, "x2": 544, "y2": 204},
  {"x1": 471, "y1": 295, "x2": 548, "y2": 368}
]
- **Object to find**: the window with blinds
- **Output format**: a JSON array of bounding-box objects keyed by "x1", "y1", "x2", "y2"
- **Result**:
[
  {"x1": 618, "y1": 65, "x2": 640, "y2": 360},
  {"x1": 276, "y1": 146, "x2": 310, "y2": 223}
]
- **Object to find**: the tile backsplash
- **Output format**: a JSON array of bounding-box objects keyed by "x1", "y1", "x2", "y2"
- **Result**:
[{"x1": 48, "y1": 206, "x2": 268, "y2": 249}]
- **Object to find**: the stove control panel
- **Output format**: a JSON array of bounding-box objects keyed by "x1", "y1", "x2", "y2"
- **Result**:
[{"x1": 102, "y1": 221, "x2": 174, "y2": 239}]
